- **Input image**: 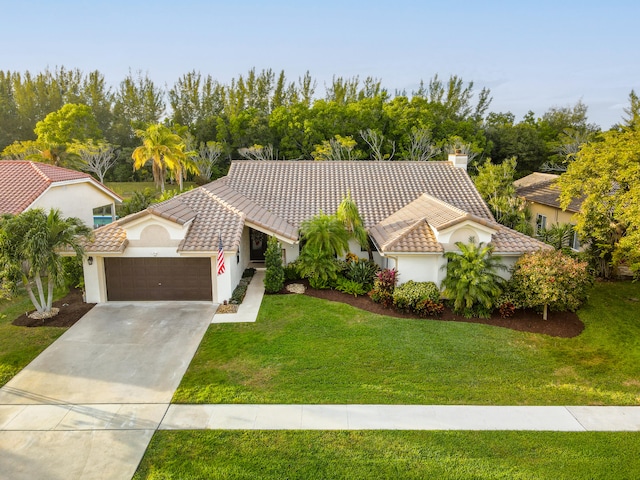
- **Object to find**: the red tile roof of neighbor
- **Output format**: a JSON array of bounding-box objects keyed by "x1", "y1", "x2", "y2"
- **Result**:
[
  {"x1": 0, "y1": 160, "x2": 121, "y2": 215},
  {"x1": 86, "y1": 160, "x2": 550, "y2": 255}
]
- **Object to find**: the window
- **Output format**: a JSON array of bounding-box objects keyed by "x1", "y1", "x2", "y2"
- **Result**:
[
  {"x1": 571, "y1": 229, "x2": 581, "y2": 251},
  {"x1": 535, "y1": 214, "x2": 547, "y2": 234}
]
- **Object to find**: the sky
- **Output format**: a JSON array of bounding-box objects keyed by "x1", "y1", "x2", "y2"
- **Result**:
[{"x1": 2, "y1": 0, "x2": 639, "y2": 129}]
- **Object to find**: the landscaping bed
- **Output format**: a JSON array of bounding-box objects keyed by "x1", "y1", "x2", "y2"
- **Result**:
[
  {"x1": 284, "y1": 281, "x2": 584, "y2": 338},
  {"x1": 11, "y1": 288, "x2": 95, "y2": 328}
]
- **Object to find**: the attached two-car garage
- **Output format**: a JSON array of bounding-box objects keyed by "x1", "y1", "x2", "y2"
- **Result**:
[{"x1": 104, "y1": 257, "x2": 213, "y2": 301}]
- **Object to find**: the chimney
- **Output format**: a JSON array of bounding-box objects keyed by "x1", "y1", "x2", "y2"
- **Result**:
[{"x1": 448, "y1": 149, "x2": 468, "y2": 171}]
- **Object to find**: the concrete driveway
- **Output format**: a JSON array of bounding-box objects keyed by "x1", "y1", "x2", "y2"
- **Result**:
[{"x1": 0, "y1": 301, "x2": 216, "y2": 480}]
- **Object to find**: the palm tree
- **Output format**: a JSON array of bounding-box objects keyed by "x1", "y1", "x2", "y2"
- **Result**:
[
  {"x1": 336, "y1": 192, "x2": 372, "y2": 260},
  {"x1": 0, "y1": 209, "x2": 91, "y2": 317},
  {"x1": 441, "y1": 239, "x2": 506, "y2": 318},
  {"x1": 132, "y1": 124, "x2": 198, "y2": 192},
  {"x1": 299, "y1": 211, "x2": 350, "y2": 257}
]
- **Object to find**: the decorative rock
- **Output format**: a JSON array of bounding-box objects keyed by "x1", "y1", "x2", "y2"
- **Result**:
[
  {"x1": 28, "y1": 307, "x2": 60, "y2": 320},
  {"x1": 286, "y1": 283, "x2": 306, "y2": 294}
]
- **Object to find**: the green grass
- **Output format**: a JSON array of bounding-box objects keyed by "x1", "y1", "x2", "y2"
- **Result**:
[
  {"x1": 105, "y1": 181, "x2": 196, "y2": 199},
  {"x1": 174, "y1": 281, "x2": 640, "y2": 405},
  {"x1": 0, "y1": 289, "x2": 70, "y2": 387},
  {"x1": 133, "y1": 430, "x2": 640, "y2": 479}
]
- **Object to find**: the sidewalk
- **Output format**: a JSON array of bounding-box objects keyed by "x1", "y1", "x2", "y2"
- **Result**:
[{"x1": 159, "y1": 404, "x2": 640, "y2": 432}]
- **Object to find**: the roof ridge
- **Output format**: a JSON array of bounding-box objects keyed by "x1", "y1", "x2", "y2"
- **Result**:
[
  {"x1": 28, "y1": 161, "x2": 52, "y2": 184},
  {"x1": 383, "y1": 217, "x2": 428, "y2": 250}
]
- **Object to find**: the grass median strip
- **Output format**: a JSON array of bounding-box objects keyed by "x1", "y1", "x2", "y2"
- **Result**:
[
  {"x1": 133, "y1": 430, "x2": 640, "y2": 480},
  {"x1": 174, "y1": 282, "x2": 640, "y2": 405}
]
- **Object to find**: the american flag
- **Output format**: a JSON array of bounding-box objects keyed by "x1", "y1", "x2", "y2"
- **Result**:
[{"x1": 217, "y1": 234, "x2": 225, "y2": 275}]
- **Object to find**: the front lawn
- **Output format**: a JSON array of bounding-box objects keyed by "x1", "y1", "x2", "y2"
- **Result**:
[
  {"x1": 0, "y1": 289, "x2": 70, "y2": 387},
  {"x1": 174, "y1": 281, "x2": 640, "y2": 405},
  {"x1": 133, "y1": 430, "x2": 640, "y2": 480}
]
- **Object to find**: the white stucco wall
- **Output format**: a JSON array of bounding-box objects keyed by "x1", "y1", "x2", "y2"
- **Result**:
[
  {"x1": 83, "y1": 256, "x2": 105, "y2": 303},
  {"x1": 31, "y1": 181, "x2": 116, "y2": 228},
  {"x1": 391, "y1": 254, "x2": 448, "y2": 285}
]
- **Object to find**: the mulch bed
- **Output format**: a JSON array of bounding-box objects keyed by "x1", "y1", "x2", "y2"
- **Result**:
[
  {"x1": 11, "y1": 284, "x2": 585, "y2": 338},
  {"x1": 11, "y1": 289, "x2": 96, "y2": 328},
  {"x1": 282, "y1": 281, "x2": 584, "y2": 338}
]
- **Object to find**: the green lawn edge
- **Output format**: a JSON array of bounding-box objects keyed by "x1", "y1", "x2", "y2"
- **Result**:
[{"x1": 133, "y1": 430, "x2": 640, "y2": 480}]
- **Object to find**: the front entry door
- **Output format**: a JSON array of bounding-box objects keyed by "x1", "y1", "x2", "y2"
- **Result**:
[{"x1": 250, "y1": 229, "x2": 268, "y2": 261}]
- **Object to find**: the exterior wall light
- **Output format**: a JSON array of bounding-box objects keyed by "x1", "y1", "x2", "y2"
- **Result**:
[{"x1": 87, "y1": 256, "x2": 94, "y2": 265}]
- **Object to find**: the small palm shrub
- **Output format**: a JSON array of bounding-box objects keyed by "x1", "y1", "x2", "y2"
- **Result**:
[
  {"x1": 335, "y1": 277, "x2": 368, "y2": 297},
  {"x1": 297, "y1": 246, "x2": 340, "y2": 289},
  {"x1": 441, "y1": 240, "x2": 506, "y2": 318},
  {"x1": 392, "y1": 280, "x2": 441, "y2": 312},
  {"x1": 368, "y1": 268, "x2": 398, "y2": 307},
  {"x1": 264, "y1": 236, "x2": 284, "y2": 293}
]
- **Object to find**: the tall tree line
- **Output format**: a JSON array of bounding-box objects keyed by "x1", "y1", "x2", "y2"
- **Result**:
[{"x1": 0, "y1": 66, "x2": 602, "y2": 181}]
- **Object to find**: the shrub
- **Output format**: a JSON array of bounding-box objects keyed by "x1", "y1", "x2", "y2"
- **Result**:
[
  {"x1": 297, "y1": 246, "x2": 340, "y2": 289},
  {"x1": 415, "y1": 298, "x2": 445, "y2": 318},
  {"x1": 242, "y1": 267, "x2": 256, "y2": 279},
  {"x1": 496, "y1": 289, "x2": 521, "y2": 318},
  {"x1": 335, "y1": 276, "x2": 368, "y2": 297},
  {"x1": 230, "y1": 284, "x2": 248, "y2": 304},
  {"x1": 368, "y1": 268, "x2": 398, "y2": 308},
  {"x1": 392, "y1": 280, "x2": 440, "y2": 312},
  {"x1": 441, "y1": 240, "x2": 505, "y2": 318},
  {"x1": 62, "y1": 256, "x2": 84, "y2": 290},
  {"x1": 510, "y1": 249, "x2": 594, "y2": 319},
  {"x1": 346, "y1": 260, "x2": 379, "y2": 289},
  {"x1": 264, "y1": 236, "x2": 284, "y2": 293},
  {"x1": 283, "y1": 262, "x2": 301, "y2": 281}
]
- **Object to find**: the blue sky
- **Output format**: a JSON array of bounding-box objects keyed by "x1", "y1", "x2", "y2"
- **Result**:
[{"x1": 2, "y1": 0, "x2": 638, "y2": 129}]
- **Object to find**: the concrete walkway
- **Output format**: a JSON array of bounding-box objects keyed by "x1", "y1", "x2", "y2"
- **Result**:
[
  {"x1": 160, "y1": 404, "x2": 640, "y2": 431},
  {"x1": 211, "y1": 269, "x2": 265, "y2": 323}
]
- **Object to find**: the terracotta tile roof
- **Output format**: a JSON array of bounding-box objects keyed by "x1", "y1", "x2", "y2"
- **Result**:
[
  {"x1": 83, "y1": 223, "x2": 128, "y2": 253},
  {"x1": 513, "y1": 172, "x2": 559, "y2": 188},
  {"x1": 0, "y1": 160, "x2": 121, "y2": 215},
  {"x1": 85, "y1": 160, "x2": 547, "y2": 256},
  {"x1": 226, "y1": 161, "x2": 495, "y2": 228},
  {"x1": 490, "y1": 226, "x2": 553, "y2": 253},
  {"x1": 515, "y1": 174, "x2": 582, "y2": 213}
]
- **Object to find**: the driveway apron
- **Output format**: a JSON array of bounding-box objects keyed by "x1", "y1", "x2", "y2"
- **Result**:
[{"x1": 0, "y1": 301, "x2": 215, "y2": 480}]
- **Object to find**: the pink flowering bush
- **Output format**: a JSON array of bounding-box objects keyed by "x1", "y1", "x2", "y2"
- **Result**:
[{"x1": 510, "y1": 250, "x2": 594, "y2": 319}]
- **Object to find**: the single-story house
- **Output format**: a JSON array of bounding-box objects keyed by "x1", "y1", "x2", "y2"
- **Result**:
[
  {"x1": 515, "y1": 172, "x2": 583, "y2": 249},
  {"x1": 83, "y1": 153, "x2": 548, "y2": 304},
  {"x1": 0, "y1": 160, "x2": 121, "y2": 228}
]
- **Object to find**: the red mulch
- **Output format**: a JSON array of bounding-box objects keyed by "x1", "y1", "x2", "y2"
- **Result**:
[
  {"x1": 11, "y1": 289, "x2": 96, "y2": 328},
  {"x1": 282, "y1": 281, "x2": 584, "y2": 338}
]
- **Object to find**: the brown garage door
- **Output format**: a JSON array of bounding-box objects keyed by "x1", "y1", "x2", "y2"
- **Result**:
[{"x1": 105, "y1": 258, "x2": 212, "y2": 301}]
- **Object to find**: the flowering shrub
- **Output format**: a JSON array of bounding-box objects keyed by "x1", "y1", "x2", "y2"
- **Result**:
[
  {"x1": 368, "y1": 268, "x2": 398, "y2": 308},
  {"x1": 510, "y1": 250, "x2": 594, "y2": 319},
  {"x1": 392, "y1": 281, "x2": 441, "y2": 312}
]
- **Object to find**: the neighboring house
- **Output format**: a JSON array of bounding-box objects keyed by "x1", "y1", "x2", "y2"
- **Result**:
[
  {"x1": 83, "y1": 153, "x2": 548, "y2": 304},
  {"x1": 0, "y1": 160, "x2": 122, "y2": 228},
  {"x1": 515, "y1": 172, "x2": 583, "y2": 250}
]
